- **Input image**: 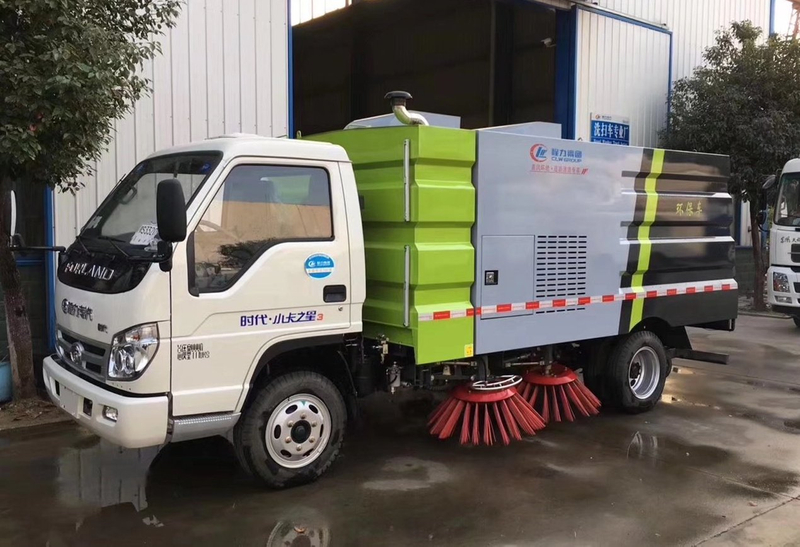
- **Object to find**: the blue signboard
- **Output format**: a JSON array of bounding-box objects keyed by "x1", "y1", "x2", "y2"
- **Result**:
[{"x1": 590, "y1": 114, "x2": 630, "y2": 146}]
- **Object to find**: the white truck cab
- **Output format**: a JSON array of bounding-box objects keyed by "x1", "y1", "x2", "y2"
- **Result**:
[
  {"x1": 767, "y1": 158, "x2": 800, "y2": 324},
  {"x1": 43, "y1": 136, "x2": 365, "y2": 472}
]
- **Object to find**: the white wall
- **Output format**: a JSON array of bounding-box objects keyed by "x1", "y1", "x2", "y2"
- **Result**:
[
  {"x1": 595, "y1": 0, "x2": 771, "y2": 81},
  {"x1": 574, "y1": 8, "x2": 671, "y2": 147},
  {"x1": 54, "y1": 0, "x2": 289, "y2": 247},
  {"x1": 574, "y1": 0, "x2": 770, "y2": 148}
]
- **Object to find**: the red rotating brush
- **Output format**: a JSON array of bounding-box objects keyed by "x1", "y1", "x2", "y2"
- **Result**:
[
  {"x1": 428, "y1": 376, "x2": 546, "y2": 445},
  {"x1": 518, "y1": 363, "x2": 601, "y2": 423}
]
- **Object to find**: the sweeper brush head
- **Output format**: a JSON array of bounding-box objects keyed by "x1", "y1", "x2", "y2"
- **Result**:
[
  {"x1": 519, "y1": 363, "x2": 601, "y2": 423},
  {"x1": 428, "y1": 376, "x2": 546, "y2": 445}
]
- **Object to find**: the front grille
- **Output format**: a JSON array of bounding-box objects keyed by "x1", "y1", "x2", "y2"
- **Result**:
[
  {"x1": 56, "y1": 328, "x2": 109, "y2": 380},
  {"x1": 535, "y1": 235, "x2": 588, "y2": 314},
  {"x1": 792, "y1": 244, "x2": 800, "y2": 263},
  {"x1": 61, "y1": 332, "x2": 105, "y2": 357}
]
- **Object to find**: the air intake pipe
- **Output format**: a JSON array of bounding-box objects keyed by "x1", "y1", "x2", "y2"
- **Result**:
[{"x1": 384, "y1": 91, "x2": 429, "y2": 126}]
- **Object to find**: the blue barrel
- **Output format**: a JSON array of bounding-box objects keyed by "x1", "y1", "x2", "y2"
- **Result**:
[{"x1": 0, "y1": 361, "x2": 11, "y2": 403}]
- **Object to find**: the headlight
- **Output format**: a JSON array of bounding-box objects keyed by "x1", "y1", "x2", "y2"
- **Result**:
[
  {"x1": 773, "y1": 272, "x2": 790, "y2": 293},
  {"x1": 107, "y1": 323, "x2": 159, "y2": 380}
]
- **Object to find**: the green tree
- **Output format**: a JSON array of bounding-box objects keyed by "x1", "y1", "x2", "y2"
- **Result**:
[
  {"x1": 662, "y1": 21, "x2": 800, "y2": 311},
  {"x1": 0, "y1": 0, "x2": 180, "y2": 399}
]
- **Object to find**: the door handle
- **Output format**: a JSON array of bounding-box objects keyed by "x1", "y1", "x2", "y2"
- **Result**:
[{"x1": 323, "y1": 285, "x2": 347, "y2": 303}]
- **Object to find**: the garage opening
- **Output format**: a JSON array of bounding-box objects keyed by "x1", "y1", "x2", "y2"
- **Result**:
[{"x1": 292, "y1": 0, "x2": 559, "y2": 135}]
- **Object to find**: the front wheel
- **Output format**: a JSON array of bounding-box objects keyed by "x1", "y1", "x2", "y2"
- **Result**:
[
  {"x1": 606, "y1": 331, "x2": 669, "y2": 414},
  {"x1": 234, "y1": 371, "x2": 346, "y2": 489},
  {"x1": 792, "y1": 316, "x2": 800, "y2": 329}
]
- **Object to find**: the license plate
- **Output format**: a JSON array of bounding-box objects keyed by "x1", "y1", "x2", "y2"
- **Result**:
[{"x1": 58, "y1": 384, "x2": 80, "y2": 414}]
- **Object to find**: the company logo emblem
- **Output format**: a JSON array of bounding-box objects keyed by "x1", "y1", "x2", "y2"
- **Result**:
[
  {"x1": 305, "y1": 254, "x2": 335, "y2": 279},
  {"x1": 62, "y1": 299, "x2": 93, "y2": 321},
  {"x1": 67, "y1": 342, "x2": 84, "y2": 366},
  {"x1": 530, "y1": 144, "x2": 548, "y2": 163},
  {"x1": 529, "y1": 143, "x2": 588, "y2": 176}
]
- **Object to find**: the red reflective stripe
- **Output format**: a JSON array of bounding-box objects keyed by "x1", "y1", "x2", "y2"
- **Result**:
[
  {"x1": 704, "y1": 285, "x2": 714, "y2": 292},
  {"x1": 602, "y1": 295, "x2": 615, "y2": 302},
  {"x1": 467, "y1": 308, "x2": 475, "y2": 317},
  {"x1": 525, "y1": 302, "x2": 537, "y2": 310},
  {"x1": 433, "y1": 311, "x2": 451, "y2": 320},
  {"x1": 686, "y1": 287, "x2": 697, "y2": 294},
  {"x1": 552, "y1": 299, "x2": 566, "y2": 307},
  {"x1": 667, "y1": 289, "x2": 678, "y2": 296},
  {"x1": 497, "y1": 304, "x2": 512, "y2": 313},
  {"x1": 646, "y1": 291, "x2": 658, "y2": 298},
  {"x1": 578, "y1": 297, "x2": 591, "y2": 305},
  {"x1": 722, "y1": 284, "x2": 732, "y2": 291},
  {"x1": 475, "y1": 308, "x2": 482, "y2": 316},
  {"x1": 625, "y1": 293, "x2": 637, "y2": 300}
]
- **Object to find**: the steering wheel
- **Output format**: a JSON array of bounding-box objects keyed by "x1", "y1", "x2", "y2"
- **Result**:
[{"x1": 198, "y1": 219, "x2": 239, "y2": 241}]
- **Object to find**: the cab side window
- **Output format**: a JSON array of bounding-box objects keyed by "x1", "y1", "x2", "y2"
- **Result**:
[{"x1": 191, "y1": 165, "x2": 332, "y2": 292}]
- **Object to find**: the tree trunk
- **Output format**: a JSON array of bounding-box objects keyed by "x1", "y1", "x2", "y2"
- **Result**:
[
  {"x1": 750, "y1": 199, "x2": 766, "y2": 312},
  {"x1": 0, "y1": 177, "x2": 36, "y2": 400}
]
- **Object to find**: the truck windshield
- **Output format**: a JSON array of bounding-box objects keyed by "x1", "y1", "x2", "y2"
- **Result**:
[
  {"x1": 775, "y1": 173, "x2": 800, "y2": 227},
  {"x1": 81, "y1": 152, "x2": 222, "y2": 247}
]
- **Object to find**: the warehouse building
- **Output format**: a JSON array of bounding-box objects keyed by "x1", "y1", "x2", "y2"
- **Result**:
[{"x1": 10, "y1": 0, "x2": 774, "y2": 358}]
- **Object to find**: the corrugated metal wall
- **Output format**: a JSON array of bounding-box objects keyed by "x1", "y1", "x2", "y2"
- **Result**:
[
  {"x1": 574, "y1": 9, "x2": 671, "y2": 147},
  {"x1": 596, "y1": 0, "x2": 771, "y2": 80},
  {"x1": 54, "y1": 0, "x2": 289, "y2": 247}
]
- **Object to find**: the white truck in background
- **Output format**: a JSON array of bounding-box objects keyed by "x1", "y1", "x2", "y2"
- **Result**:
[{"x1": 765, "y1": 159, "x2": 800, "y2": 325}]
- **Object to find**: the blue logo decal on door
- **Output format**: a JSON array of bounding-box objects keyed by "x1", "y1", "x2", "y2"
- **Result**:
[{"x1": 305, "y1": 254, "x2": 335, "y2": 279}]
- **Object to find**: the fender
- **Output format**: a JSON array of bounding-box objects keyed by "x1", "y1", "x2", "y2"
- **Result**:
[{"x1": 234, "y1": 334, "x2": 346, "y2": 412}]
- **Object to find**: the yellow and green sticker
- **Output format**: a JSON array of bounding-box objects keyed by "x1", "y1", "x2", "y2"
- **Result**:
[{"x1": 629, "y1": 149, "x2": 665, "y2": 331}]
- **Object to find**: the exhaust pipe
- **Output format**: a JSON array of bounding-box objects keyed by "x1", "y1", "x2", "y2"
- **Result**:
[{"x1": 384, "y1": 91, "x2": 429, "y2": 126}]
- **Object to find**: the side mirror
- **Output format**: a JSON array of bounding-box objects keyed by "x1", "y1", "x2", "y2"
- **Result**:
[
  {"x1": 755, "y1": 210, "x2": 766, "y2": 226},
  {"x1": 156, "y1": 179, "x2": 187, "y2": 243},
  {"x1": 763, "y1": 174, "x2": 777, "y2": 191}
]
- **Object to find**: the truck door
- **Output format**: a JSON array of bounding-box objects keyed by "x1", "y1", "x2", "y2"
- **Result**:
[{"x1": 170, "y1": 158, "x2": 352, "y2": 416}]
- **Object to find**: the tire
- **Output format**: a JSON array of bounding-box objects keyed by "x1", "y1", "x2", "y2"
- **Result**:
[
  {"x1": 233, "y1": 370, "x2": 346, "y2": 489},
  {"x1": 606, "y1": 331, "x2": 668, "y2": 414},
  {"x1": 793, "y1": 316, "x2": 800, "y2": 329}
]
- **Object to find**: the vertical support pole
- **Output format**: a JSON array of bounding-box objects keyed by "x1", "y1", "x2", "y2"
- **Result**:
[{"x1": 44, "y1": 186, "x2": 56, "y2": 351}]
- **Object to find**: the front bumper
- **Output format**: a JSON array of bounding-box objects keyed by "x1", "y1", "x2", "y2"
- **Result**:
[
  {"x1": 43, "y1": 355, "x2": 168, "y2": 448},
  {"x1": 767, "y1": 266, "x2": 800, "y2": 310}
]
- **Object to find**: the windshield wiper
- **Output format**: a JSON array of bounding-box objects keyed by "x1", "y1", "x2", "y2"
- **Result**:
[
  {"x1": 74, "y1": 234, "x2": 95, "y2": 255},
  {"x1": 97, "y1": 235, "x2": 171, "y2": 263},
  {"x1": 96, "y1": 235, "x2": 128, "y2": 243},
  {"x1": 97, "y1": 236, "x2": 131, "y2": 258}
]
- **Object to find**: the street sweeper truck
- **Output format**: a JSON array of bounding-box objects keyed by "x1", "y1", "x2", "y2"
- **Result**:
[{"x1": 41, "y1": 92, "x2": 738, "y2": 488}]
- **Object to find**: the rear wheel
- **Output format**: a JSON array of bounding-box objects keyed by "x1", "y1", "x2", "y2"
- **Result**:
[
  {"x1": 234, "y1": 370, "x2": 346, "y2": 489},
  {"x1": 606, "y1": 331, "x2": 668, "y2": 414}
]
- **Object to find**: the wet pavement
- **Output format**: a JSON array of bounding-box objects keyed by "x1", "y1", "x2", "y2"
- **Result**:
[{"x1": 2, "y1": 315, "x2": 800, "y2": 546}]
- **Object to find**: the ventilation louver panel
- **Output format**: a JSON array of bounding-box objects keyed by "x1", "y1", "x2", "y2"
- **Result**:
[{"x1": 535, "y1": 235, "x2": 588, "y2": 314}]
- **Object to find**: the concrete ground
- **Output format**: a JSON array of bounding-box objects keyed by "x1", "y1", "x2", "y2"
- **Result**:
[{"x1": 2, "y1": 315, "x2": 800, "y2": 546}]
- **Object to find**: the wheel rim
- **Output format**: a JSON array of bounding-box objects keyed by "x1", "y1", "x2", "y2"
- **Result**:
[
  {"x1": 628, "y1": 346, "x2": 660, "y2": 400},
  {"x1": 265, "y1": 393, "x2": 332, "y2": 469}
]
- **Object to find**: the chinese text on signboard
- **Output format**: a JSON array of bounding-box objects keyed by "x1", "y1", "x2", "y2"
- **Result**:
[{"x1": 590, "y1": 114, "x2": 630, "y2": 146}]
